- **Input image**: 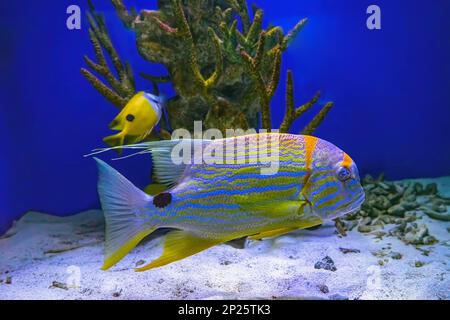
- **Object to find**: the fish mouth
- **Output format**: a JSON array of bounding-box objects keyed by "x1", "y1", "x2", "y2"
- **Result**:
[
  {"x1": 109, "y1": 119, "x2": 121, "y2": 130},
  {"x1": 339, "y1": 193, "x2": 366, "y2": 217},
  {"x1": 323, "y1": 193, "x2": 365, "y2": 220}
]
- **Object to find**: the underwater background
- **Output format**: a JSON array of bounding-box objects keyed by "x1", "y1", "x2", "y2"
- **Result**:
[{"x1": 1, "y1": 0, "x2": 450, "y2": 236}]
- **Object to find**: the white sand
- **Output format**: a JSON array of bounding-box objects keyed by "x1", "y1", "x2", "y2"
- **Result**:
[{"x1": 0, "y1": 177, "x2": 449, "y2": 300}]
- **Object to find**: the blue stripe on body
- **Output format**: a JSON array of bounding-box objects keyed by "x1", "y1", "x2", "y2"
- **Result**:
[{"x1": 184, "y1": 183, "x2": 300, "y2": 201}]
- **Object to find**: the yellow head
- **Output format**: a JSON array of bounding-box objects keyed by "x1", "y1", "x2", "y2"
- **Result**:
[{"x1": 104, "y1": 92, "x2": 163, "y2": 147}]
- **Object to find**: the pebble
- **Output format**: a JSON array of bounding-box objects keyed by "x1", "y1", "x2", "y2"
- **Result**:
[
  {"x1": 404, "y1": 194, "x2": 417, "y2": 203},
  {"x1": 388, "y1": 193, "x2": 402, "y2": 203},
  {"x1": 314, "y1": 256, "x2": 337, "y2": 272},
  {"x1": 424, "y1": 183, "x2": 438, "y2": 195},
  {"x1": 370, "y1": 207, "x2": 384, "y2": 218},
  {"x1": 379, "y1": 215, "x2": 394, "y2": 224},
  {"x1": 387, "y1": 204, "x2": 405, "y2": 217},
  {"x1": 318, "y1": 284, "x2": 329, "y2": 294},
  {"x1": 402, "y1": 201, "x2": 419, "y2": 211},
  {"x1": 422, "y1": 206, "x2": 450, "y2": 221},
  {"x1": 339, "y1": 247, "x2": 361, "y2": 254},
  {"x1": 415, "y1": 261, "x2": 425, "y2": 268},
  {"x1": 413, "y1": 183, "x2": 424, "y2": 195},
  {"x1": 135, "y1": 260, "x2": 145, "y2": 266},
  {"x1": 394, "y1": 183, "x2": 404, "y2": 194},
  {"x1": 360, "y1": 217, "x2": 372, "y2": 226},
  {"x1": 422, "y1": 236, "x2": 437, "y2": 245},
  {"x1": 50, "y1": 281, "x2": 68, "y2": 290},
  {"x1": 357, "y1": 225, "x2": 375, "y2": 233},
  {"x1": 403, "y1": 232, "x2": 421, "y2": 245},
  {"x1": 431, "y1": 203, "x2": 447, "y2": 213},
  {"x1": 390, "y1": 252, "x2": 402, "y2": 260},
  {"x1": 373, "y1": 231, "x2": 387, "y2": 239},
  {"x1": 113, "y1": 289, "x2": 123, "y2": 297},
  {"x1": 373, "y1": 188, "x2": 389, "y2": 196}
]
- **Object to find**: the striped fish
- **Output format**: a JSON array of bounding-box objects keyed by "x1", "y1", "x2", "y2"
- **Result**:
[{"x1": 92, "y1": 133, "x2": 365, "y2": 271}]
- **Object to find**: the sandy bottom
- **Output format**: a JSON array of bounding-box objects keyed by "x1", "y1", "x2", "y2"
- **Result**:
[{"x1": 1, "y1": 177, "x2": 449, "y2": 300}]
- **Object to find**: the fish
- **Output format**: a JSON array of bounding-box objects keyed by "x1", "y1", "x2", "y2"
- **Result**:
[
  {"x1": 103, "y1": 91, "x2": 164, "y2": 147},
  {"x1": 91, "y1": 133, "x2": 365, "y2": 271}
]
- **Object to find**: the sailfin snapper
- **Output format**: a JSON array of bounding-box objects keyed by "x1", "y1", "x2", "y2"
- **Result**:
[
  {"x1": 103, "y1": 91, "x2": 164, "y2": 148},
  {"x1": 91, "y1": 133, "x2": 365, "y2": 271}
]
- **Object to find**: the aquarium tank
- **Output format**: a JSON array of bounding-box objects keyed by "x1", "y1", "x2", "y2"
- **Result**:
[{"x1": 0, "y1": 0, "x2": 449, "y2": 303}]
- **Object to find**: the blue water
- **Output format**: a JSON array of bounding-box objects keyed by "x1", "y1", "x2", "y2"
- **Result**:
[{"x1": 1, "y1": 0, "x2": 449, "y2": 235}]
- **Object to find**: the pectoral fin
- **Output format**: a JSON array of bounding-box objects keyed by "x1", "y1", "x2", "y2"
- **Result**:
[
  {"x1": 248, "y1": 216, "x2": 323, "y2": 241},
  {"x1": 103, "y1": 132, "x2": 125, "y2": 148},
  {"x1": 134, "y1": 231, "x2": 223, "y2": 271},
  {"x1": 239, "y1": 200, "x2": 307, "y2": 218}
]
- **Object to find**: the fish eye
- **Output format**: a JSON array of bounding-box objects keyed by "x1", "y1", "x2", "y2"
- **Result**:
[
  {"x1": 337, "y1": 166, "x2": 352, "y2": 182},
  {"x1": 126, "y1": 114, "x2": 135, "y2": 122}
]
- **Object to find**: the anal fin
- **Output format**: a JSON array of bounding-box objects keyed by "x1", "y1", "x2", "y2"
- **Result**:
[
  {"x1": 135, "y1": 231, "x2": 223, "y2": 271},
  {"x1": 240, "y1": 200, "x2": 305, "y2": 218}
]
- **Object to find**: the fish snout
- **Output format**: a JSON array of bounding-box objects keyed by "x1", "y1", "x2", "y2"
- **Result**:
[{"x1": 108, "y1": 119, "x2": 121, "y2": 130}]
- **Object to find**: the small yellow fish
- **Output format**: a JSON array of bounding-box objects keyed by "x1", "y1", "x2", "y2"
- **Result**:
[{"x1": 104, "y1": 92, "x2": 163, "y2": 147}]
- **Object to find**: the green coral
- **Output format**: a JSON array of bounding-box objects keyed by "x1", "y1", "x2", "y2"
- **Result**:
[
  {"x1": 81, "y1": 0, "x2": 135, "y2": 108},
  {"x1": 82, "y1": 0, "x2": 333, "y2": 136}
]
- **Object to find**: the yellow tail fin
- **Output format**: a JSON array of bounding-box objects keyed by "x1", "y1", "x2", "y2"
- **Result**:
[{"x1": 95, "y1": 158, "x2": 157, "y2": 270}]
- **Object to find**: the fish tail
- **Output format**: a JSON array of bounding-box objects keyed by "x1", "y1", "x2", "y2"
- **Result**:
[{"x1": 94, "y1": 158, "x2": 158, "y2": 270}]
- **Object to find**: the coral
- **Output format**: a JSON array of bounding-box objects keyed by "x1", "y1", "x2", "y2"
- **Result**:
[
  {"x1": 82, "y1": 0, "x2": 334, "y2": 135},
  {"x1": 81, "y1": 0, "x2": 136, "y2": 108},
  {"x1": 279, "y1": 70, "x2": 333, "y2": 134}
]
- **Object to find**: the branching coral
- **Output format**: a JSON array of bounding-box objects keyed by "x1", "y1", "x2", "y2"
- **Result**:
[
  {"x1": 239, "y1": 32, "x2": 281, "y2": 131},
  {"x1": 81, "y1": 0, "x2": 136, "y2": 108},
  {"x1": 83, "y1": 0, "x2": 334, "y2": 136},
  {"x1": 279, "y1": 71, "x2": 334, "y2": 135}
]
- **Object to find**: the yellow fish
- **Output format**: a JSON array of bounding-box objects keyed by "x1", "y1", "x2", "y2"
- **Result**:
[{"x1": 103, "y1": 92, "x2": 163, "y2": 147}]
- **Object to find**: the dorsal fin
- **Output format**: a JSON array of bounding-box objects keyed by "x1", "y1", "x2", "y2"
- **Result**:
[
  {"x1": 147, "y1": 139, "x2": 211, "y2": 188},
  {"x1": 150, "y1": 147, "x2": 186, "y2": 187},
  {"x1": 85, "y1": 139, "x2": 212, "y2": 188}
]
